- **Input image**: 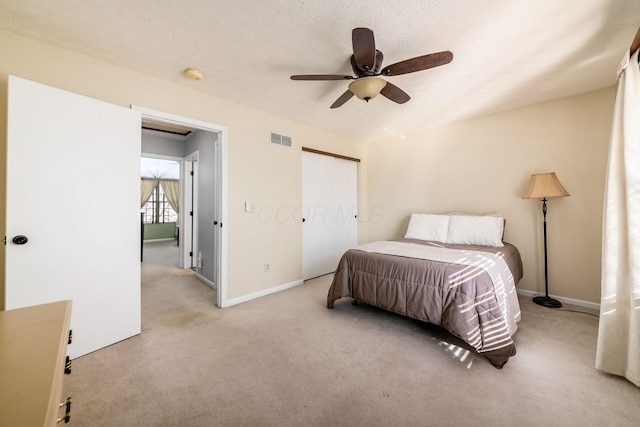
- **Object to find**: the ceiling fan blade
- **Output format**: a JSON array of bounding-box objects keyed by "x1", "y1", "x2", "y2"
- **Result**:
[
  {"x1": 330, "y1": 90, "x2": 355, "y2": 109},
  {"x1": 382, "y1": 51, "x2": 453, "y2": 76},
  {"x1": 380, "y1": 82, "x2": 410, "y2": 104},
  {"x1": 352, "y1": 27, "x2": 376, "y2": 71},
  {"x1": 291, "y1": 74, "x2": 353, "y2": 81}
]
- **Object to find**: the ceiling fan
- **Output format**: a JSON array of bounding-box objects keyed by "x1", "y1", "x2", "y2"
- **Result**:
[{"x1": 291, "y1": 27, "x2": 453, "y2": 108}]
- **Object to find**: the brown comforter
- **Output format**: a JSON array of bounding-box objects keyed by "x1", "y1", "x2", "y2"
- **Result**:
[{"x1": 327, "y1": 238, "x2": 523, "y2": 368}]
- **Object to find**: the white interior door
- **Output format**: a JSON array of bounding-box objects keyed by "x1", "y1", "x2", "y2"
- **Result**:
[
  {"x1": 182, "y1": 154, "x2": 198, "y2": 269},
  {"x1": 332, "y1": 156, "x2": 359, "y2": 255},
  {"x1": 5, "y1": 75, "x2": 141, "y2": 358},
  {"x1": 302, "y1": 151, "x2": 358, "y2": 280}
]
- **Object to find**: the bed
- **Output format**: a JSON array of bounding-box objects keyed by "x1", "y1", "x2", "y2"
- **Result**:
[{"x1": 326, "y1": 213, "x2": 523, "y2": 368}]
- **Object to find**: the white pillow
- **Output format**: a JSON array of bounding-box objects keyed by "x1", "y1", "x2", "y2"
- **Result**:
[
  {"x1": 404, "y1": 214, "x2": 450, "y2": 243},
  {"x1": 446, "y1": 215, "x2": 504, "y2": 247}
]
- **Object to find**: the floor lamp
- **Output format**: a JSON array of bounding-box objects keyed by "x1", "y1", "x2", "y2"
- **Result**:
[{"x1": 523, "y1": 172, "x2": 570, "y2": 308}]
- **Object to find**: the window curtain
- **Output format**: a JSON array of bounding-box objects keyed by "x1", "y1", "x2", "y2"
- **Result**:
[
  {"x1": 140, "y1": 178, "x2": 158, "y2": 208},
  {"x1": 160, "y1": 179, "x2": 180, "y2": 214},
  {"x1": 596, "y1": 47, "x2": 640, "y2": 387}
]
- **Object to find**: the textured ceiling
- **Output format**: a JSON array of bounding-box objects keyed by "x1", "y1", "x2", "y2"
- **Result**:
[{"x1": 1, "y1": 0, "x2": 639, "y2": 142}]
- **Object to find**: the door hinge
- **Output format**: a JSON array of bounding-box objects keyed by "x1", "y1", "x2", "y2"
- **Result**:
[
  {"x1": 190, "y1": 171, "x2": 194, "y2": 176},
  {"x1": 3, "y1": 236, "x2": 5, "y2": 245},
  {"x1": 190, "y1": 211, "x2": 193, "y2": 216},
  {"x1": 189, "y1": 251, "x2": 193, "y2": 257}
]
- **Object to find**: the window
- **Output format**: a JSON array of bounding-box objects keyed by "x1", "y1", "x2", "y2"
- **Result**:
[
  {"x1": 140, "y1": 157, "x2": 180, "y2": 224},
  {"x1": 142, "y1": 181, "x2": 178, "y2": 224}
]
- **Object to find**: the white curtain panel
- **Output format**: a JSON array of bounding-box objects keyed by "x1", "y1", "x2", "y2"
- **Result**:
[
  {"x1": 140, "y1": 178, "x2": 158, "y2": 208},
  {"x1": 160, "y1": 179, "x2": 180, "y2": 214},
  {"x1": 596, "y1": 48, "x2": 640, "y2": 387}
]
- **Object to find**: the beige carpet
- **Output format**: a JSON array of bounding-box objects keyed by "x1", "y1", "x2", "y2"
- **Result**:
[
  {"x1": 62, "y1": 261, "x2": 640, "y2": 426},
  {"x1": 142, "y1": 240, "x2": 180, "y2": 268}
]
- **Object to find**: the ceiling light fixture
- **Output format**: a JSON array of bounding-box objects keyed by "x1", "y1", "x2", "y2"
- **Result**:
[
  {"x1": 348, "y1": 76, "x2": 387, "y2": 102},
  {"x1": 184, "y1": 68, "x2": 204, "y2": 81}
]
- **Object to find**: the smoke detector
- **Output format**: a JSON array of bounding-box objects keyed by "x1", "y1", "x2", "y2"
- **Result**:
[{"x1": 184, "y1": 68, "x2": 204, "y2": 81}]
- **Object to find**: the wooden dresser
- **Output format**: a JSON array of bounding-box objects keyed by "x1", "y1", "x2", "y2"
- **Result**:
[{"x1": 0, "y1": 300, "x2": 73, "y2": 426}]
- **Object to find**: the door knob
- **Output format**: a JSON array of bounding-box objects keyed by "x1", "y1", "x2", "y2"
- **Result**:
[{"x1": 12, "y1": 235, "x2": 28, "y2": 245}]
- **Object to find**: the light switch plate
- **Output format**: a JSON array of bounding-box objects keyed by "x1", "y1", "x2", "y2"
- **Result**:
[{"x1": 245, "y1": 201, "x2": 257, "y2": 213}]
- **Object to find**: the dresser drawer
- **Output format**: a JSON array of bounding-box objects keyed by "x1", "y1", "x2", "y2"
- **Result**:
[{"x1": 0, "y1": 300, "x2": 72, "y2": 426}]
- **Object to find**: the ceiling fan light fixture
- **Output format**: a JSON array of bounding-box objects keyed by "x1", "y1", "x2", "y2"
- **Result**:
[{"x1": 349, "y1": 76, "x2": 387, "y2": 101}]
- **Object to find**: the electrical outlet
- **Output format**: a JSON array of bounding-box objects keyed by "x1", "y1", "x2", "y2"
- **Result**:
[{"x1": 264, "y1": 263, "x2": 270, "y2": 272}]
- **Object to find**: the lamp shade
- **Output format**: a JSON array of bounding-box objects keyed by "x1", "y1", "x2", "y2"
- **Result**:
[
  {"x1": 523, "y1": 172, "x2": 570, "y2": 199},
  {"x1": 349, "y1": 76, "x2": 387, "y2": 101}
]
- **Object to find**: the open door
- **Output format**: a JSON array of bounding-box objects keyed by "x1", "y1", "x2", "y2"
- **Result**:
[
  {"x1": 182, "y1": 154, "x2": 198, "y2": 269},
  {"x1": 5, "y1": 75, "x2": 141, "y2": 358}
]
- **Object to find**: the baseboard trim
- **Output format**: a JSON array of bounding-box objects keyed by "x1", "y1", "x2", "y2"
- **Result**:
[
  {"x1": 225, "y1": 279, "x2": 304, "y2": 308},
  {"x1": 517, "y1": 289, "x2": 600, "y2": 311},
  {"x1": 223, "y1": 282, "x2": 600, "y2": 311},
  {"x1": 196, "y1": 273, "x2": 216, "y2": 290}
]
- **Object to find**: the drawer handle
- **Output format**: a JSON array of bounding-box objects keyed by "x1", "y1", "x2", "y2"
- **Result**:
[
  {"x1": 57, "y1": 397, "x2": 72, "y2": 424},
  {"x1": 64, "y1": 356, "x2": 72, "y2": 375}
]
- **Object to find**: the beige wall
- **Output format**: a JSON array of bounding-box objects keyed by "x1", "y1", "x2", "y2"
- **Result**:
[
  {"x1": 366, "y1": 87, "x2": 616, "y2": 304},
  {"x1": 0, "y1": 30, "x2": 368, "y2": 306},
  {"x1": 0, "y1": 29, "x2": 615, "y2": 307}
]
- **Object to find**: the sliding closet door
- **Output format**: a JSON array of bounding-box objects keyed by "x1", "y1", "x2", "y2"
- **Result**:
[
  {"x1": 5, "y1": 75, "x2": 141, "y2": 358},
  {"x1": 302, "y1": 151, "x2": 358, "y2": 280}
]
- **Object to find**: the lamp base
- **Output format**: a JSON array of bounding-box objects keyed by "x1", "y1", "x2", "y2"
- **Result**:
[{"x1": 533, "y1": 295, "x2": 562, "y2": 308}]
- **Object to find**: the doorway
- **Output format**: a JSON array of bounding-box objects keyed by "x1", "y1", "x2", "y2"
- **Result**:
[
  {"x1": 135, "y1": 106, "x2": 228, "y2": 308},
  {"x1": 140, "y1": 155, "x2": 182, "y2": 268}
]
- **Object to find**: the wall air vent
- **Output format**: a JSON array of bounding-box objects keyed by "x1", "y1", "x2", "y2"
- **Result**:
[{"x1": 270, "y1": 132, "x2": 292, "y2": 148}]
